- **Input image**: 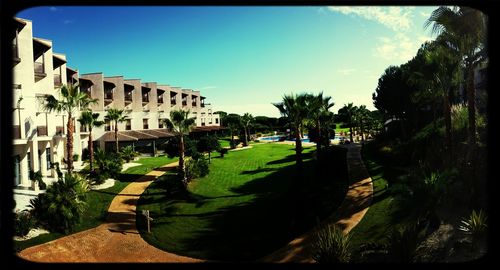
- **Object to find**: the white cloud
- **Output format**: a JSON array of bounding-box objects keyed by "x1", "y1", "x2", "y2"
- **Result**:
[
  {"x1": 327, "y1": 6, "x2": 414, "y2": 32},
  {"x1": 374, "y1": 33, "x2": 417, "y2": 62},
  {"x1": 337, "y1": 68, "x2": 356, "y2": 76}
]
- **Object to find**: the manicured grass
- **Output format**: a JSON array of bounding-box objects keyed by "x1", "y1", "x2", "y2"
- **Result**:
[
  {"x1": 13, "y1": 155, "x2": 177, "y2": 252},
  {"x1": 348, "y1": 142, "x2": 410, "y2": 251},
  {"x1": 335, "y1": 123, "x2": 350, "y2": 134},
  {"x1": 218, "y1": 139, "x2": 231, "y2": 148},
  {"x1": 137, "y1": 143, "x2": 349, "y2": 261}
]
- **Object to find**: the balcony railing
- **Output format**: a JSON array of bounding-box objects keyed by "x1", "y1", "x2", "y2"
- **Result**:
[
  {"x1": 13, "y1": 125, "x2": 21, "y2": 139},
  {"x1": 55, "y1": 126, "x2": 64, "y2": 136},
  {"x1": 104, "y1": 91, "x2": 113, "y2": 100},
  {"x1": 158, "y1": 97, "x2": 164, "y2": 104},
  {"x1": 80, "y1": 126, "x2": 88, "y2": 133},
  {"x1": 34, "y1": 62, "x2": 45, "y2": 74},
  {"x1": 142, "y1": 94, "x2": 149, "y2": 103},
  {"x1": 37, "y1": 126, "x2": 48, "y2": 136},
  {"x1": 54, "y1": 74, "x2": 62, "y2": 87},
  {"x1": 124, "y1": 92, "x2": 133, "y2": 103},
  {"x1": 170, "y1": 99, "x2": 177, "y2": 106}
]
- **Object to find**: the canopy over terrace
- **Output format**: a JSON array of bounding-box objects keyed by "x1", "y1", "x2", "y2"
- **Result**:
[{"x1": 98, "y1": 129, "x2": 177, "y2": 155}]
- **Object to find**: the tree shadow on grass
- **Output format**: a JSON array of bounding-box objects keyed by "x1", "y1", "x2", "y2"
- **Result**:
[{"x1": 136, "y1": 146, "x2": 350, "y2": 262}]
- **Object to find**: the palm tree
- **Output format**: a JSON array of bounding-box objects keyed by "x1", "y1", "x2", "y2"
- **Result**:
[
  {"x1": 425, "y1": 6, "x2": 487, "y2": 147},
  {"x1": 241, "y1": 113, "x2": 254, "y2": 147},
  {"x1": 307, "y1": 92, "x2": 335, "y2": 153},
  {"x1": 163, "y1": 109, "x2": 196, "y2": 187},
  {"x1": 44, "y1": 83, "x2": 98, "y2": 174},
  {"x1": 78, "y1": 111, "x2": 104, "y2": 172},
  {"x1": 355, "y1": 105, "x2": 370, "y2": 141},
  {"x1": 224, "y1": 114, "x2": 242, "y2": 149},
  {"x1": 339, "y1": 103, "x2": 357, "y2": 143},
  {"x1": 105, "y1": 108, "x2": 127, "y2": 153},
  {"x1": 273, "y1": 93, "x2": 309, "y2": 167}
]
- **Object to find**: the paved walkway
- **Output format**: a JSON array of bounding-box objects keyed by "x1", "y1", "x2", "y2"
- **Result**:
[
  {"x1": 18, "y1": 143, "x2": 373, "y2": 263},
  {"x1": 259, "y1": 143, "x2": 373, "y2": 262},
  {"x1": 18, "y1": 161, "x2": 203, "y2": 263}
]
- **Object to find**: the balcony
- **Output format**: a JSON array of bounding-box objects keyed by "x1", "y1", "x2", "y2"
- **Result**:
[
  {"x1": 192, "y1": 101, "x2": 197, "y2": 107},
  {"x1": 182, "y1": 100, "x2": 187, "y2": 106},
  {"x1": 158, "y1": 97, "x2": 164, "y2": 104},
  {"x1": 125, "y1": 124, "x2": 131, "y2": 130},
  {"x1": 55, "y1": 126, "x2": 64, "y2": 136},
  {"x1": 13, "y1": 126, "x2": 21, "y2": 139},
  {"x1": 37, "y1": 126, "x2": 48, "y2": 136},
  {"x1": 142, "y1": 94, "x2": 150, "y2": 104},
  {"x1": 13, "y1": 44, "x2": 20, "y2": 65},
  {"x1": 170, "y1": 99, "x2": 177, "y2": 106},
  {"x1": 143, "y1": 124, "x2": 149, "y2": 130},
  {"x1": 80, "y1": 126, "x2": 88, "y2": 133},
  {"x1": 34, "y1": 62, "x2": 46, "y2": 81},
  {"x1": 201, "y1": 102, "x2": 205, "y2": 108},
  {"x1": 104, "y1": 91, "x2": 113, "y2": 106},
  {"x1": 124, "y1": 91, "x2": 133, "y2": 104},
  {"x1": 54, "y1": 74, "x2": 62, "y2": 87}
]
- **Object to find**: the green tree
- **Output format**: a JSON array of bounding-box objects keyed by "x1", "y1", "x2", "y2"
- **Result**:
[
  {"x1": 224, "y1": 114, "x2": 242, "y2": 149},
  {"x1": 306, "y1": 92, "x2": 335, "y2": 153},
  {"x1": 105, "y1": 108, "x2": 127, "y2": 153},
  {"x1": 338, "y1": 103, "x2": 357, "y2": 143},
  {"x1": 273, "y1": 93, "x2": 309, "y2": 167},
  {"x1": 425, "y1": 6, "x2": 487, "y2": 147},
  {"x1": 77, "y1": 111, "x2": 104, "y2": 172},
  {"x1": 164, "y1": 110, "x2": 196, "y2": 187},
  {"x1": 241, "y1": 113, "x2": 254, "y2": 147},
  {"x1": 44, "y1": 83, "x2": 98, "y2": 174},
  {"x1": 197, "y1": 135, "x2": 221, "y2": 163}
]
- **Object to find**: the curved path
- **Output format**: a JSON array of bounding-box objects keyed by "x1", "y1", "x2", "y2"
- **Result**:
[
  {"x1": 259, "y1": 143, "x2": 373, "y2": 262},
  {"x1": 18, "y1": 143, "x2": 373, "y2": 263},
  {"x1": 18, "y1": 161, "x2": 203, "y2": 263}
]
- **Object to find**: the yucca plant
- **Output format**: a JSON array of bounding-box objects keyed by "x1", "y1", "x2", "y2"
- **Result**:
[
  {"x1": 387, "y1": 223, "x2": 424, "y2": 262},
  {"x1": 459, "y1": 209, "x2": 487, "y2": 239},
  {"x1": 312, "y1": 225, "x2": 352, "y2": 263}
]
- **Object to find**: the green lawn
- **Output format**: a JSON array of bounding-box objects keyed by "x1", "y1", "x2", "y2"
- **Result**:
[
  {"x1": 137, "y1": 143, "x2": 349, "y2": 261},
  {"x1": 348, "y1": 142, "x2": 410, "y2": 251},
  {"x1": 14, "y1": 155, "x2": 177, "y2": 252},
  {"x1": 218, "y1": 138, "x2": 231, "y2": 148},
  {"x1": 335, "y1": 123, "x2": 350, "y2": 134}
]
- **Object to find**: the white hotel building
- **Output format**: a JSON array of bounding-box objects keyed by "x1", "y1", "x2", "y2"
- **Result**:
[{"x1": 12, "y1": 17, "x2": 221, "y2": 191}]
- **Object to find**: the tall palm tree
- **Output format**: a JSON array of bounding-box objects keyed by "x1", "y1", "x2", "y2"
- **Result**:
[
  {"x1": 355, "y1": 105, "x2": 370, "y2": 141},
  {"x1": 307, "y1": 92, "x2": 335, "y2": 153},
  {"x1": 44, "y1": 83, "x2": 98, "y2": 174},
  {"x1": 78, "y1": 111, "x2": 104, "y2": 172},
  {"x1": 241, "y1": 113, "x2": 254, "y2": 147},
  {"x1": 273, "y1": 93, "x2": 309, "y2": 167},
  {"x1": 339, "y1": 103, "x2": 357, "y2": 143},
  {"x1": 425, "y1": 6, "x2": 487, "y2": 147},
  {"x1": 105, "y1": 108, "x2": 127, "y2": 153},
  {"x1": 164, "y1": 109, "x2": 196, "y2": 187},
  {"x1": 224, "y1": 114, "x2": 242, "y2": 149}
]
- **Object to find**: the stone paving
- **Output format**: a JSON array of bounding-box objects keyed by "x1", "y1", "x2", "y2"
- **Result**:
[{"x1": 18, "y1": 143, "x2": 373, "y2": 263}]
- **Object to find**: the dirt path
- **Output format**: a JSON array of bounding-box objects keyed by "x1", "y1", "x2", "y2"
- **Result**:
[
  {"x1": 18, "y1": 161, "x2": 203, "y2": 263},
  {"x1": 18, "y1": 143, "x2": 373, "y2": 263},
  {"x1": 259, "y1": 143, "x2": 373, "y2": 262}
]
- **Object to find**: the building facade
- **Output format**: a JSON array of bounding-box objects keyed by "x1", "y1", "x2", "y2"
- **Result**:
[{"x1": 12, "y1": 17, "x2": 220, "y2": 190}]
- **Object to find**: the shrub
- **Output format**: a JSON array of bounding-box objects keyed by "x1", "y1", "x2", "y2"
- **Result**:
[
  {"x1": 73, "y1": 154, "x2": 80, "y2": 161},
  {"x1": 94, "y1": 148, "x2": 123, "y2": 181},
  {"x1": 120, "y1": 145, "x2": 139, "y2": 163},
  {"x1": 29, "y1": 173, "x2": 89, "y2": 233},
  {"x1": 81, "y1": 148, "x2": 90, "y2": 161},
  {"x1": 386, "y1": 222, "x2": 425, "y2": 262},
  {"x1": 218, "y1": 148, "x2": 228, "y2": 158},
  {"x1": 14, "y1": 210, "x2": 36, "y2": 237},
  {"x1": 312, "y1": 225, "x2": 352, "y2": 263},
  {"x1": 230, "y1": 139, "x2": 240, "y2": 149},
  {"x1": 38, "y1": 178, "x2": 47, "y2": 190},
  {"x1": 50, "y1": 162, "x2": 63, "y2": 179},
  {"x1": 185, "y1": 157, "x2": 209, "y2": 181},
  {"x1": 459, "y1": 209, "x2": 488, "y2": 239}
]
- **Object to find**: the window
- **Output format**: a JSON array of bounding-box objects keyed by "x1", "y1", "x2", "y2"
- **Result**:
[
  {"x1": 215, "y1": 118, "x2": 219, "y2": 124},
  {"x1": 46, "y1": 148, "x2": 51, "y2": 170},
  {"x1": 125, "y1": 119, "x2": 131, "y2": 130},
  {"x1": 143, "y1": 119, "x2": 149, "y2": 129}
]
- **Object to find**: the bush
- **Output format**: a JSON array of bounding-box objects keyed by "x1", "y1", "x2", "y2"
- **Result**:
[
  {"x1": 459, "y1": 209, "x2": 488, "y2": 239},
  {"x1": 38, "y1": 178, "x2": 47, "y2": 190},
  {"x1": 386, "y1": 222, "x2": 425, "y2": 262},
  {"x1": 218, "y1": 148, "x2": 228, "y2": 158},
  {"x1": 120, "y1": 145, "x2": 139, "y2": 163},
  {"x1": 185, "y1": 157, "x2": 209, "y2": 181},
  {"x1": 73, "y1": 154, "x2": 80, "y2": 161},
  {"x1": 14, "y1": 210, "x2": 36, "y2": 237},
  {"x1": 312, "y1": 225, "x2": 352, "y2": 263},
  {"x1": 94, "y1": 148, "x2": 123, "y2": 181},
  {"x1": 29, "y1": 173, "x2": 89, "y2": 233},
  {"x1": 50, "y1": 162, "x2": 63, "y2": 179},
  {"x1": 230, "y1": 139, "x2": 240, "y2": 149},
  {"x1": 81, "y1": 148, "x2": 90, "y2": 161}
]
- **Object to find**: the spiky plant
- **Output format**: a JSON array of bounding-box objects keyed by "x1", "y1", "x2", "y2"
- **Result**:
[{"x1": 312, "y1": 225, "x2": 352, "y2": 263}]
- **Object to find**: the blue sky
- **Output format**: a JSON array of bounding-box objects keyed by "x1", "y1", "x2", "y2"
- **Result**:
[{"x1": 18, "y1": 6, "x2": 438, "y2": 117}]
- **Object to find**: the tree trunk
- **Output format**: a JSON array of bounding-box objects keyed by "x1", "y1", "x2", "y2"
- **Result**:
[
  {"x1": 443, "y1": 91, "x2": 453, "y2": 163},
  {"x1": 316, "y1": 120, "x2": 321, "y2": 154},
  {"x1": 115, "y1": 121, "x2": 119, "y2": 153},
  {"x1": 66, "y1": 113, "x2": 74, "y2": 174},
  {"x1": 349, "y1": 119, "x2": 353, "y2": 143},
  {"x1": 89, "y1": 127, "x2": 93, "y2": 172},
  {"x1": 179, "y1": 135, "x2": 187, "y2": 187},
  {"x1": 466, "y1": 64, "x2": 477, "y2": 147},
  {"x1": 244, "y1": 127, "x2": 249, "y2": 146},
  {"x1": 295, "y1": 127, "x2": 303, "y2": 167},
  {"x1": 208, "y1": 151, "x2": 211, "y2": 164},
  {"x1": 230, "y1": 130, "x2": 235, "y2": 149}
]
